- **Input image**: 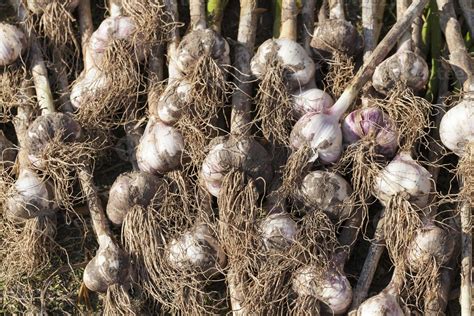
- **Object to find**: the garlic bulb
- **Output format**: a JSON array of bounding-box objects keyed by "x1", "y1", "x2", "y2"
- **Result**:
[
  {"x1": 372, "y1": 51, "x2": 429, "y2": 94},
  {"x1": 154, "y1": 79, "x2": 192, "y2": 124},
  {"x1": 356, "y1": 291, "x2": 404, "y2": 316},
  {"x1": 439, "y1": 100, "x2": 474, "y2": 157},
  {"x1": 200, "y1": 136, "x2": 273, "y2": 197},
  {"x1": 136, "y1": 118, "x2": 184, "y2": 174},
  {"x1": 373, "y1": 152, "x2": 432, "y2": 208},
  {"x1": 0, "y1": 23, "x2": 26, "y2": 66},
  {"x1": 106, "y1": 171, "x2": 165, "y2": 225},
  {"x1": 406, "y1": 223, "x2": 454, "y2": 272},
  {"x1": 251, "y1": 38, "x2": 315, "y2": 89},
  {"x1": 5, "y1": 168, "x2": 55, "y2": 221},
  {"x1": 70, "y1": 66, "x2": 109, "y2": 109},
  {"x1": 311, "y1": 19, "x2": 362, "y2": 56},
  {"x1": 166, "y1": 223, "x2": 226, "y2": 277},
  {"x1": 25, "y1": 113, "x2": 83, "y2": 168},
  {"x1": 292, "y1": 88, "x2": 334, "y2": 120},
  {"x1": 83, "y1": 235, "x2": 130, "y2": 293},
  {"x1": 342, "y1": 107, "x2": 398, "y2": 158},
  {"x1": 260, "y1": 212, "x2": 297, "y2": 252},
  {"x1": 88, "y1": 16, "x2": 145, "y2": 66},
  {"x1": 289, "y1": 112, "x2": 343, "y2": 164},
  {"x1": 175, "y1": 29, "x2": 230, "y2": 73},
  {"x1": 298, "y1": 171, "x2": 352, "y2": 221},
  {"x1": 292, "y1": 265, "x2": 352, "y2": 314},
  {"x1": 26, "y1": 0, "x2": 79, "y2": 14}
]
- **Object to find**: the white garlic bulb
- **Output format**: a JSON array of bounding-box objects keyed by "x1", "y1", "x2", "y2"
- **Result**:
[
  {"x1": 0, "y1": 23, "x2": 26, "y2": 66},
  {"x1": 260, "y1": 212, "x2": 297, "y2": 252},
  {"x1": 356, "y1": 291, "x2": 404, "y2": 316},
  {"x1": 136, "y1": 118, "x2": 184, "y2": 174},
  {"x1": 251, "y1": 38, "x2": 315, "y2": 89},
  {"x1": 70, "y1": 66, "x2": 109, "y2": 109},
  {"x1": 292, "y1": 88, "x2": 334, "y2": 120},
  {"x1": 439, "y1": 100, "x2": 474, "y2": 157},
  {"x1": 373, "y1": 152, "x2": 432, "y2": 208},
  {"x1": 154, "y1": 79, "x2": 192, "y2": 124}
]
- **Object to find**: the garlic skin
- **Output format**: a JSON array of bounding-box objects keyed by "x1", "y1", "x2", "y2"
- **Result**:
[
  {"x1": 136, "y1": 119, "x2": 184, "y2": 174},
  {"x1": 175, "y1": 29, "x2": 230, "y2": 73},
  {"x1": 200, "y1": 136, "x2": 273, "y2": 197},
  {"x1": 154, "y1": 79, "x2": 192, "y2": 124},
  {"x1": 5, "y1": 168, "x2": 55, "y2": 221},
  {"x1": 83, "y1": 235, "x2": 130, "y2": 293},
  {"x1": 25, "y1": 113, "x2": 83, "y2": 169},
  {"x1": 311, "y1": 19, "x2": 362, "y2": 56},
  {"x1": 356, "y1": 292, "x2": 404, "y2": 316},
  {"x1": 0, "y1": 23, "x2": 26, "y2": 66},
  {"x1": 372, "y1": 51, "x2": 429, "y2": 94},
  {"x1": 251, "y1": 38, "x2": 316, "y2": 89},
  {"x1": 342, "y1": 107, "x2": 398, "y2": 158},
  {"x1": 373, "y1": 152, "x2": 432, "y2": 208},
  {"x1": 290, "y1": 112, "x2": 343, "y2": 164},
  {"x1": 260, "y1": 212, "x2": 297, "y2": 252},
  {"x1": 106, "y1": 171, "x2": 165, "y2": 225},
  {"x1": 298, "y1": 171, "x2": 352, "y2": 221},
  {"x1": 88, "y1": 16, "x2": 144, "y2": 65},
  {"x1": 439, "y1": 100, "x2": 474, "y2": 157},
  {"x1": 406, "y1": 223, "x2": 454, "y2": 272},
  {"x1": 70, "y1": 66, "x2": 109, "y2": 109},
  {"x1": 292, "y1": 88, "x2": 334, "y2": 120},
  {"x1": 26, "y1": 0, "x2": 80, "y2": 14},
  {"x1": 292, "y1": 265, "x2": 352, "y2": 314},
  {"x1": 166, "y1": 223, "x2": 226, "y2": 277}
]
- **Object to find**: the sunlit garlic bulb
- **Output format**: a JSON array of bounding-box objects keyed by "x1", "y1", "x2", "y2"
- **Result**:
[
  {"x1": 373, "y1": 152, "x2": 432, "y2": 208},
  {"x1": 251, "y1": 38, "x2": 315, "y2": 89},
  {"x1": 356, "y1": 291, "x2": 404, "y2": 316},
  {"x1": 166, "y1": 223, "x2": 226, "y2": 277},
  {"x1": 26, "y1": 0, "x2": 79, "y2": 14},
  {"x1": 311, "y1": 19, "x2": 362, "y2": 56},
  {"x1": 136, "y1": 118, "x2": 184, "y2": 174},
  {"x1": 342, "y1": 107, "x2": 398, "y2": 158},
  {"x1": 260, "y1": 212, "x2": 297, "y2": 252},
  {"x1": 106, "y1": 171, "x2": 165, "y2": 225},
  {"x1": 25, "y1": 113, "x2": 82, "y2": 169},
  {"x1": 439, "y1": 100, "x2": 474, "y2": 157},
  {"x1": 292, "y1": 265, "x2": 352, "y2": 314},
  {"x1": 175, "y1": 29, "x2": 230, "y2": 73},
  {"x1": 154, "y1": 79, "x2": 192, "y2": 124},
  {"x1": 200, "y1": 136, "x2": 273, "y2": 197},
  {"x1": 290, "y1": 112, "x2": 343, "y2": 164},
  {"x1": 292, "y1": 88, "x2": 334, "y2": 120},
  {"x1": 298, "y1": 171, "x2": 352, "y2": 221},
  {"x1": 406, "y1": 223, "x2": 454, "y2": 272},
  {"x1": 0, "y1": 23, "x2": 26, "y2": 66},
  {"x1": 5, "y1": 168, "x2": 55, "y2": 221},
  {"x1": 83, "y1": 235, "x2": 130, "y2": 292},
  {"x1": 372, "y1": 51, "x2": 429, "y2": 94},
  {"x1": 70, "y1": 66, "x2": 109, "y2": 109}
]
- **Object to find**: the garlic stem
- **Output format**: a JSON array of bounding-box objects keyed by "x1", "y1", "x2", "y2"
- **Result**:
[
  {"x1": 458, "y1": 0, "x2": 474, "y2": 39},
  {"x1": 329, "y1": 0, "x2": 345, "y2": 20},
  {"x1": 459, "y1": 194, "x2": 472, "y2": 316},
  {"x1": 397, "y1": 0, "x2": 413, "y2": 51},
  {"x1": 108, "y1": 0, "x2": 122, "y2": 18},
  {"x1": 230, "y1": 0, "x2": 257, "y2": 136},
  {"x1": 190, "y1": 0, "x2": 207, "y2": 30},
  {"x1": 330, "y1": 0, "x2": 429, "y2": 120},
  {"x1": 279, "y1": 0, "x2": 297, "y2": 41},
  {"x1": 207, "y1": 0, "x2": 226, "y2": 34},
  {"x1": 78, "y1": 0, "x2": 94, "y2": 70},
  {"x1": 362, "y1": 0, "x2": 386, "y2": 60},
  {"x1": 52, "y1": 49, "x2": 74, "y2": 113},
  {"x1": 300, "y1": 0, "x2": 315, "y2": 53}
]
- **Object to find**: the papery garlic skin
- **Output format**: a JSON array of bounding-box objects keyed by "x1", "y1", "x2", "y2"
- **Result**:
[
  {"x1": 200, "y1": 136, "x2": 273, "y2": 197},
  {"x1": 0, "y1": 23, "x2": 26, "y2": 66},
  {"x1": 342, "y1": 107, "x2": 398, "y2": 158},
  {"x1": 154, "y1": 79, "x2": 192, "y2": 124},
  {"x1": 439, "y1": 100, "x2": 474, "y2": 157},
  {"x1": 290, "y1": 112, "x2": 343, "y2": 164},
  {"x1": 311, "y1": 19, "x2": 361, "y2": 56},
  {"x1": 292, "y1": 88, "x2": 334, "y2": 119},
  {"x1": 175, "y1": 29, "x2": 230, "y2": 73},
  {"x1": 5, "y1": 168, "x2": 55, "y2": 221},
  {"x1": 292, "y1": 265, "x2": 352, "y2": 314},
  {"x1": 373, "y1": 152, "x2": 432, "y2": 208},
  {"x1": 356, "y1": 292, "x2": 404, "y2": 316},
  {"x1": 372, "y1": 51, "x2": 429, "y2": 94},
  {"x1": 260, "y1": 212, "x2": 297, "y2": 252},
  {"x1": 406, "y1": 223, "x2": 454, "y2": 272},
  {"x1": 166, "y1": 223, "x2": 226, "y2": 277},
  {"x1": 136, "y1": 119, "x2": 184, "y2": 174},
  {"x1": 298, "y1": 171, "x2": 352, "y2": 221},
  {"x1": 70, "y1": 66, "x2": 109, "y2": 109},
  {"x1": 251, "y1": 38, "x2": 315, "y2": 89}
]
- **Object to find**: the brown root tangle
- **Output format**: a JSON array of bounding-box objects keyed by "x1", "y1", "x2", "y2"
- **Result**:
[{"x1": 325, "y1": 51, "x2": 355, "y2": 99}]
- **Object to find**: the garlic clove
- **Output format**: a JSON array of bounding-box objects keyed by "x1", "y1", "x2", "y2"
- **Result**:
[{"x1": 0, "y1": 23, "x2": 26, "y2": 66}]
